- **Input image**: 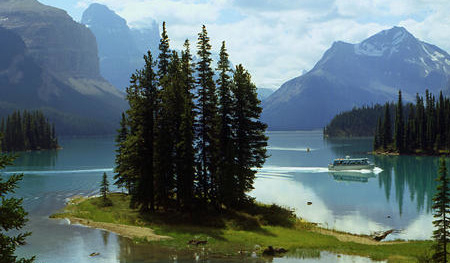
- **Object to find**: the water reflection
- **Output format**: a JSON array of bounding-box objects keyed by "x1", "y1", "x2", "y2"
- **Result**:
[
  {"x1": 6, "y1": 149, "x2": 58, "y2": 171},
  {"x1": 329, "y1": 171, "x2": 376, "y2": 183},
  {"x1": 374, "y1": 155, "x2": 438, "y2": 215},
  {"x1": 326, "y1": 137, "x2": 441, "y2": 216}
]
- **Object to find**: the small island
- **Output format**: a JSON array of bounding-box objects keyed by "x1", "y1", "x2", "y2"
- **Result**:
[
  {"x1": 1, "y1": 110, "x2": 58, "y2": 152},
  {"x1": 324, "y1": 90, "x2": 450, "y2": 156},
  {"x1": 51, "y1": 192, "x2": 432, "y2": 262}
]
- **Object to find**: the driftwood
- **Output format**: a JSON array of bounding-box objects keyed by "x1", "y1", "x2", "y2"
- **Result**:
[
  {"x1": 262, "y1": 246, "x2": 288, "y2": 256},
  {"x1": 187, "y1": 239, "x2": 208, "y2": 246}
]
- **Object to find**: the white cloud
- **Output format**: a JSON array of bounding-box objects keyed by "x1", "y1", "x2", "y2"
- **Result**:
[{"x1": 48, "y1": 0, "x2": 450, "y2": 89}]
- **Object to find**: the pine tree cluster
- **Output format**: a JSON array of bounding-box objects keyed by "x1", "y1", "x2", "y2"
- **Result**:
[
  {"x1": 375, "y1": 90, "x2": 450, "y2": 154},
  {"x1": 0, "y1": 110, "x2": 58, "y2": 152},
  {"x1": 114, "y1": 24, "x2": 268, "y2": 212}
]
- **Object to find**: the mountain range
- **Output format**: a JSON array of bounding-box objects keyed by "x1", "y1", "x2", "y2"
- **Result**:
[
  {"x1": 0, "y1": 0, "x2": 127, "y2": 135},
  {"x1": 81, "y1": 4, "x2": 160, "y2": 92},
  {"x1": 262, "y1": 26, "x2": 450, "y2": 130}
]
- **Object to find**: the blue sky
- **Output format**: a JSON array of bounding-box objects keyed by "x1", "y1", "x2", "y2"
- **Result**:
[{"x1": 38, "y1": 0, "x2": 450, "y2": 90}]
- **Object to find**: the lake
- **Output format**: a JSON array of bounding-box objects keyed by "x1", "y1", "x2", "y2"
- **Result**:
[{"x1": 7, "y1": 131, "x2": 439, "y2": 262}]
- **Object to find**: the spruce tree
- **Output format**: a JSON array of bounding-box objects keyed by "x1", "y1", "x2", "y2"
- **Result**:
[
  {"x1": 373, "y1": 117, "x2": 382, "y2": 150},
  {"x1": 432, "y1": 157, "x2": 450, "y2": 263},
  {"x1": 100, "y1": 172, "x2": 112, "y2": 207},
  {"x1": 426, "y1": 90, "x2": 436, "y2": 151},
  {"x1": 416, "y1": 94, "x2": 426, "y2": 149},
  {"x1": 216, "y1": 41, "x2": 236, "y2": 207},
  {"x1": 158, "y1": 51, "x2": 185, "y2": 209},
  {"x1": 394, "y1": 90, "x2": 404, "y2": 152},
  {"x1": 158, "y1": 21, "x2": 170, "y2": 80},
  {"x1": 155, "y1": 23, "x2": 174, "y2": 209},
  {"x1": 114, "y1": 112, "x2": 128, "y2": 190},
  {"x1": 232, "y1": 65, "x2": 268, "y2": 206},
  {"x1": 382, "y1": 103, "x2": 392, "y2": 149},
  {"x1": 0, "y1": 154, "x2": 35, "y2": 263},
  {"x1": 177, "y1": 41, "x2": 196, "y2": 210},
  {"x1": 406, "y1": 103, "x2": 416, "y2": 152},
  {"x1": 123, "y1": 50, "x2": 158, "y2": 211},
  {"x1": 195, "y1": 25, "x2": 220, "y2": 203}
]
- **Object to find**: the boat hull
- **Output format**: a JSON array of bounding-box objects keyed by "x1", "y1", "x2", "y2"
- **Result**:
[{"x1": 328, "y1": 164, "x2": 375, "y2": 171}]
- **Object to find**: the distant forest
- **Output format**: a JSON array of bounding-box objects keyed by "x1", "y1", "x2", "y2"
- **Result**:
[
  {"x1": 324, "y1": 104, "x2": 392, "y2": 137},
  {"x1": 324, "y1": 90, "x2": 450, "y2": 154},
  {"x1": 1, "y1": 110, "x2": 58, "y2": 152}
]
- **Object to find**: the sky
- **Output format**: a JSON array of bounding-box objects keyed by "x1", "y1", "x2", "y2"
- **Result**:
[{"x1": 38, "y1": 0, "x2": 450, "y2": 90}]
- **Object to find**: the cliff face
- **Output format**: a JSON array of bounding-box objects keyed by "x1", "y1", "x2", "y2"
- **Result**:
[
  {"x1": 0, "y1": 0, "x2": 126, "y2": 135},
  {"x1": 0, "y1": 0, "x2": 100, "y2": 79},
  {"x1": 81, "y1": 3, "x2": 160, "y2": 91}
]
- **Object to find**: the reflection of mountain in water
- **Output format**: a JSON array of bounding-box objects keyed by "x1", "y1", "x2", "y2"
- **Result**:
[
  {"x1": 330, "y1": 171, "x2": 376, "y2": 183},
  {"x1": 375, "y1": 155, "x2": 438, "y2": 215}
]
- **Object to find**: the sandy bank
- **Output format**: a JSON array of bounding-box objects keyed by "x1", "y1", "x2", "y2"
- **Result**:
[{"x1": 64, "y1": 216, "x2": 172, "y2": 241}]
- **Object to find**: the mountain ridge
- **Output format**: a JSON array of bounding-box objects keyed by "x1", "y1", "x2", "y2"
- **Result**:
[
  {"x1": 0, "y1": 0, "x2": 127, "y2": 135},
  {"x1": 262, "y1": 26, "x2": 450, "y2": 130}
]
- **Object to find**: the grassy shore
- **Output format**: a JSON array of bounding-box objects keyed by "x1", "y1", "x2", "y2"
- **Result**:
[{"x1": 51, "y1": 193, "x2": 433, "y2": 262}]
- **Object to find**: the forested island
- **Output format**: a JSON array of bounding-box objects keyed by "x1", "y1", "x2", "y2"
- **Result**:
[
  {"x1": 115, "y1": 23, "x2": 268, "y2": 212},
  {"x1": 1, "y1": 110, "x2": 58, "y2": 152},
  {"x1": 324, "y1": 90, "x2": 450, "y2": 155}
]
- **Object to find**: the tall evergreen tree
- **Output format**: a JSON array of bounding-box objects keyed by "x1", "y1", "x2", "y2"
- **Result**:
[
  {"x1": 432, "y1": 157, "x2": 450, "y2": 263},
  {"x1": 0, "y1": 154, "x2": 35, "y2": 263},
  {"x1": 232, "y1": 65, "x2": 268, "y2": 206},
  {"x1": 177, "y1": 40, "x2": 196, "y2": 210},
  {"x1": 114, "y1": 113, "x2": 128, "y2": 190},
  {"x1": 158, "y1": 21, "x2": 170, "y2": 80},
  {"x1": 426, "y1": 90, "x2": 436, "y2": 151},
  {"x1": 405, "y1": 103, "x2": 416, "y2": 152},
  {"x1": 373, "y1": 117, "x2": 382, "y2": 150},
  {"x1": 382, "y1": 103, "x2": 392, "y2": 149},
  {"x1": 124, "y1": 50, "x2": 158, "y2": 211},
  {"x1": 195, "y1": 25, "x2": 220, "y2": 203},
  {"x1": 216, "y1": 41, "x2": 235, "y2": 207},
  {"x1": 155, "y1": 23, "x2": 174, "y2": 209},
  {"x1": 100, "y1": 172, "x2": 112, "y2": 207},
  {"x1": 394, "y1": 90, "x2": 405, "y2": 152},
  {"x1": 416, "y1": 94, "x2": 426, "y2": 149}
]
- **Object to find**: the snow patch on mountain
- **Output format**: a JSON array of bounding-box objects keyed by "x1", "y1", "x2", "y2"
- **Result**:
[{"x1": 354, "y1": 43, "x2": 387, "y2": 57}]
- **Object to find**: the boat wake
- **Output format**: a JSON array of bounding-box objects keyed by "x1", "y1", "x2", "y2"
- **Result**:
[
  {"x1": 258, "y1": 166, "x2": 383, "y2": 175},
  {"x1": 267, "y1": 146, "x2": 315, "y2": 152},
  {"x1": 259, "y1": 166, "x2": 329, "y2": 174},
  {"x1": 2, "y1": 168, "x2": 114, "y2": 175}
]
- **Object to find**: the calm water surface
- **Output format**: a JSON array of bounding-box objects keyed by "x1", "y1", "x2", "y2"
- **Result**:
[{"x1": 7, "y1": 131, "x2": 438, "y2": 262}]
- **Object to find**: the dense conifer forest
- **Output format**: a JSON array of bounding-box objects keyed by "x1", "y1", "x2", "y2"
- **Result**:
[
  {"x1": 325, "y1": 90, "x2": 450, "y2": 154},
  {"x1": 0, "y1": 110, "x2": 58, "y2": 152},
  {"x1": 114, "y1": 23, "x2": 268, "y2": 213}
]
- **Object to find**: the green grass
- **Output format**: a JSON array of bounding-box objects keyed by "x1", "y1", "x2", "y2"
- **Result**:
[{"x1": 51, "y1": 193, "x2": 433, "y2": 262}]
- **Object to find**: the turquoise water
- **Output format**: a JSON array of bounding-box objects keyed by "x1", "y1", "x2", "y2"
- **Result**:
[{"x1": 7, "y1": 131, "x2": 437, "y2": 262}]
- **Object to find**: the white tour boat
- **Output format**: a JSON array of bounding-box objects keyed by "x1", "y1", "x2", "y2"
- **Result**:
[{"x1": 328, "y1": 156, "x2": 375, "y2": 171}]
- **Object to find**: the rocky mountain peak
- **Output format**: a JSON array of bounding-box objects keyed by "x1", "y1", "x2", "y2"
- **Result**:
[
  {"x1": 262, "y1": 26, "x2": 450, "y2": 130},
  {"x1": 354, "y1": 26, "x2": 417, "y2": 57},
  {"x1": 82, "y1": 3, "x2": 127, "y2": 29}
]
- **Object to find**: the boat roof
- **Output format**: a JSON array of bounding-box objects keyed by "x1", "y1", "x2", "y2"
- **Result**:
[{"x1": 333, "y1": 157, "x2": 368, "y2": 161}]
